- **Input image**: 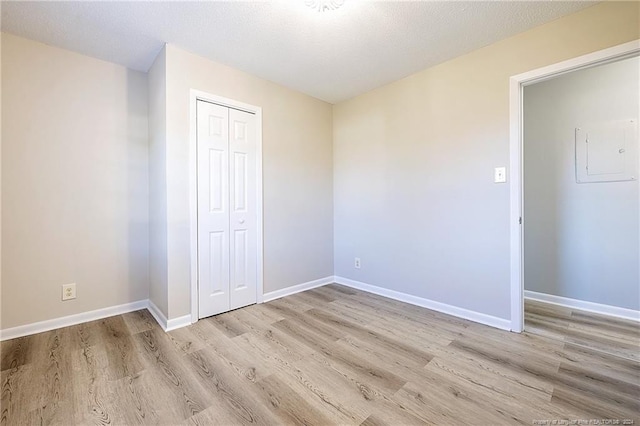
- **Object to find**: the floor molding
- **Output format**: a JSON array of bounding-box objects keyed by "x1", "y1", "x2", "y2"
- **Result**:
[
  {"x1": 0, "y1": 299, "x2": 148, "y2": 341},
  {"x1": 166, "y1": 313, "x2": 193, "y2": 332},
  {"x1": 335, "y1": 276, "x2": 512, "y2": 331},
  {"x1": 147, "y1": 299, "x2": 193, "y2": 332},
  {"x1": 525, "y1": 290, "x2": 640, "y2": 322},
  {"x1": 263, "y1": 276, "x2": 335, "y2": 303},
  {"x1": 6, "y1": 276, "x2": 561, "y2": 341}
]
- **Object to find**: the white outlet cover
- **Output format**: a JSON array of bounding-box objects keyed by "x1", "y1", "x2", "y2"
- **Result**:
[
  {"x1": 62, "y1": 283, "x2": 76, "y2": 300},
  {"x1": 494, "y1": 167, "x2": 507, "y2": 183}
]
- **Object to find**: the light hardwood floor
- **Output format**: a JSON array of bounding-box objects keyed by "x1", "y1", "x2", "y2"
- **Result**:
[
  {"x1": 525, "y1": 299, "x2": 640, "y2": 362},
  {"x1": 2, "y1": 284, "x2": 639, "y2": 425}
]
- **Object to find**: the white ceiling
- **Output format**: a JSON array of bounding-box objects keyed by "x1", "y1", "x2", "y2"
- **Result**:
[{"x1": 1, "y1": 1, "x2": 596, "y2": 104}]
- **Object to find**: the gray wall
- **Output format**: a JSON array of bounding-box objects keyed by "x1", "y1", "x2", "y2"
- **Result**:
[
  {"x1": 524, "y1": 56, "x2": 639, "y2": 310},
  {"x1": 1, "y1": 34, "x2": 150, "y2": 328}
]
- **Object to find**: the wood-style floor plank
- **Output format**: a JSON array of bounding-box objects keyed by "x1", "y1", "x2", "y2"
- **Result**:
[
  {"x1": 1, "y1": 365, "x2": 32, "y2": 425},
  {"x1": 121, "y1": 309, "x2": 157, "y2": 335},
  {"x1": 109, "y1": 372, "x2": 162, "y2": 425},
  {"x1": 133, "y1": 328, "x2": 209, "y2": 422},
  {"x1": 525, "y1": 299, "x2": 640, "y2": 361},
  {"x1": 0, "y1": 337, "x2": 32, "y2": 372},
  {"x1": 1, "y1": 289, "x2": 638, "y2": 425},
  {"x1": 27, "y1": 328, "x2": 75, "y2": 425},
  {"x1": 68, "y1": 322, "x2": 113, "y2": 426},
  {"x1": 555, "y1": 342, "x2": 640, "y2": 385},
  {"x1": 100, "y1": 316, "x2": 145, "y2": 380},
  {"x1": 253, "y1": 374, "x2": 335, "y2": 425},
  {"x1": 184, "y1": 348, "x2": 277, "y2": 425}
]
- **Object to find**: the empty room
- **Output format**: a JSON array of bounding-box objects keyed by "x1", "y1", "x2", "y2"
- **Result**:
[{"x1": 1, "y1": 1, "x2": 638, "y2": 425}]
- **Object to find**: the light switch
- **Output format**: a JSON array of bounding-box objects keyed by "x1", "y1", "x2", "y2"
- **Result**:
[{"x1": 494, "y1": 167, "x2": 507, "y2": 183}]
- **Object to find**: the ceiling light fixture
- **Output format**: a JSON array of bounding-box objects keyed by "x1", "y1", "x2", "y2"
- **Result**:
[{"x1": 305, "y1": 0, "x2": 344, "y2": 12}]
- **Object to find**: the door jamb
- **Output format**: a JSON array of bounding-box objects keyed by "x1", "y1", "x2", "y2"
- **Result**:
[
  {"x1": 189, "y1": 89, "x2": 264, "y2": 324},
  {"x1": 509, "y1": 39, "x2": 640, "y2": 332}
]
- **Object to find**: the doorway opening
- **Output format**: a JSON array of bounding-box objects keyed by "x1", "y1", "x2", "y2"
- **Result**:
[{"x1": 509, "y1": 40, "x2": 640, "y2": 334}]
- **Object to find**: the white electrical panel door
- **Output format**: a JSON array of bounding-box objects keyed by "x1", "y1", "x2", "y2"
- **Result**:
[
  {"x1": 576, "y1": 119, "x2": 638, "y2": 183},
  {"x1": 197, "y1": 100, "x2": 258, "y2": 318}
]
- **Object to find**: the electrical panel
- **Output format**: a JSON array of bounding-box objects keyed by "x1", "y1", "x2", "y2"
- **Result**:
[{"x1": 575, "y1": 119, "x2": 638, "y2": 183}]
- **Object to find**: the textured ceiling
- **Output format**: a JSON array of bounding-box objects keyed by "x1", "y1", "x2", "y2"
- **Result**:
[{"x1": 1, "y1": 1, "x2": 596, "y2": 103}]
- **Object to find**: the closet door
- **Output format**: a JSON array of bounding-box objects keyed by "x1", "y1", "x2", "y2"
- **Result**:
[
  {"x1": 197, "y1": 100, "x2": 258, "y2": 318},
  {"x1": 197, "y1": 101, "x2": 231, "y2": 318},
  {"x1": 229, "y1": 108, "x2": 257, "y2": 310}
]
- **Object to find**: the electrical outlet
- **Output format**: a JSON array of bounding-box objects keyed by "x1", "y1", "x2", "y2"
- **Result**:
[
  {"x1": 62, "y1": 283, "x2": 76, "y2": 301},
  {"x1": 354, "y1": 257, "x2": 361, "y2": 269}
]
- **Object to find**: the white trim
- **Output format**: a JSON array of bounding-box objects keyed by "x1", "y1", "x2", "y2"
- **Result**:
[
  {"x1": 335, "y1": 276, "x2": 511, "y2": 331},
  {"x1": 189, "y1": 91, "x2": 199, "y2": 324},
  {"x1": 509, "y1": 74, "x2": 524, "y2": 333},
  {"x1": 509, "y1": 39, "x2": 640, "y2": 334},
  {"x1": 189, "y1": 90, "x2": 264, "y2": 324},
  {"x1": 0, "y1": 300, "x2": 148, "y2": 341},
  {"x1": 511, "y1": 40, "x2": 640, "y2": 87},
  {"x1": 255, "y1": 108, "x2": 264, "y2": 305},
  {"x1": 147, "y1": 299, "x2": 191, "y2": 332},
  {"x1": 525, "y1": 291, "x2": 640, "y2": 322},
  {"x1": 166, "y1": 314, "x2": 193, "y2": 332},
  {"x1": 262, "y1": 276, "x2": 335, "y2": 303},
  {"x1": 147, "y1": 299, "x2": 169, "y2": 330}
]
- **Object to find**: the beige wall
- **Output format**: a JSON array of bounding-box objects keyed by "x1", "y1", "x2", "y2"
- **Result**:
[
  {"x1": 333, "y1": 2, "x2": 640, "y2": 320},
  {"x1": 148, "y1": 47, "x2": 169, "y2": 315},
  {"x1": 1, "y1": 34, "x2": 149, "y2": 329},
  {"x1": 162, "y1": 46, "x2": 334, "y2": 319}
]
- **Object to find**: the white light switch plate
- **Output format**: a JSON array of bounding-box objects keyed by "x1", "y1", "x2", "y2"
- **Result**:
[{"x1": 494, "y1": 167, "x2": 507, "y2": 183}]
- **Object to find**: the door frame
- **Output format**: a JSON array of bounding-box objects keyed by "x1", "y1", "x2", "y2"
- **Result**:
[
  {"x1": 509, "y1": 39, "x2": 640, "y2": 332},
  {"x1": 189, "y1": 89, "x2": 264, "y2": 323}
]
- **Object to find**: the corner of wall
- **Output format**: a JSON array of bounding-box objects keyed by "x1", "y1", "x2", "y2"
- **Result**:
[{"x1": 147, "y1": 45, "x2": 169, "y2": 319}]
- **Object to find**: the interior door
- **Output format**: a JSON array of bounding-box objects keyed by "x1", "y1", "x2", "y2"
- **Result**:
[
  {"x1": 197, "y1": 101, "x2": 231, "y2": 318},
  {"x1": 229, "y1": 108, "x2": 258, "y2": 310},
  {"x1": 197, "y1": 100, "x2": 257, "y2": 318}
]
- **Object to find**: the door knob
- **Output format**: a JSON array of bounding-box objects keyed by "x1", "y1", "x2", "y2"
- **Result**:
[{"x1": 239, "y1": 219, "x2": 245, "y2": 224}]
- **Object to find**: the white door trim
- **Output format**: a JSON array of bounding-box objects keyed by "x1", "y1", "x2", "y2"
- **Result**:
[
  {"x1": 509, "y1": 39, "x2": 640, "y2": 332},
  {"x1": 189, "y1": 89, "x2": 264, "y2": 324}
]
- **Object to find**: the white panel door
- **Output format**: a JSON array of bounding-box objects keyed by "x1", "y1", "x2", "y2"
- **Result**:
[
  {"x1": 197, "y1": 101, "x2": 231, "y2": 318},
  {"x1": 229, "y1": 108, "x2": 257, "y2": 310},
  {"x1": 197, "y1": 100, "x2": 258, "y2": 318}
]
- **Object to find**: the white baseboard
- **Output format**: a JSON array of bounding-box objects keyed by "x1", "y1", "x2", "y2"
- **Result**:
[
  {"x1": 166, "y1": 314, "x2": 192, "y2": 332},
  {"x1": 0, "y1": 299, "x2": 148, "y2": 341},
  {"x1": 146, "y1": 299, "x2": 191, "y2": 331},
  {"x1": 334, "y1": 276, "x2": 512, "y2": 331},
  {"x1": 263, "y1": 276, "x2": 335, "y2": 303},
  {"x1": 1, "y1": 275, "x2": 335, "y2": 341},
  {"x1": 147, "y1": 299, "x2": 169, "y2": 330},
  {"x1": 525, "y1": 290, "x2": 640, "y2": 322}
]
